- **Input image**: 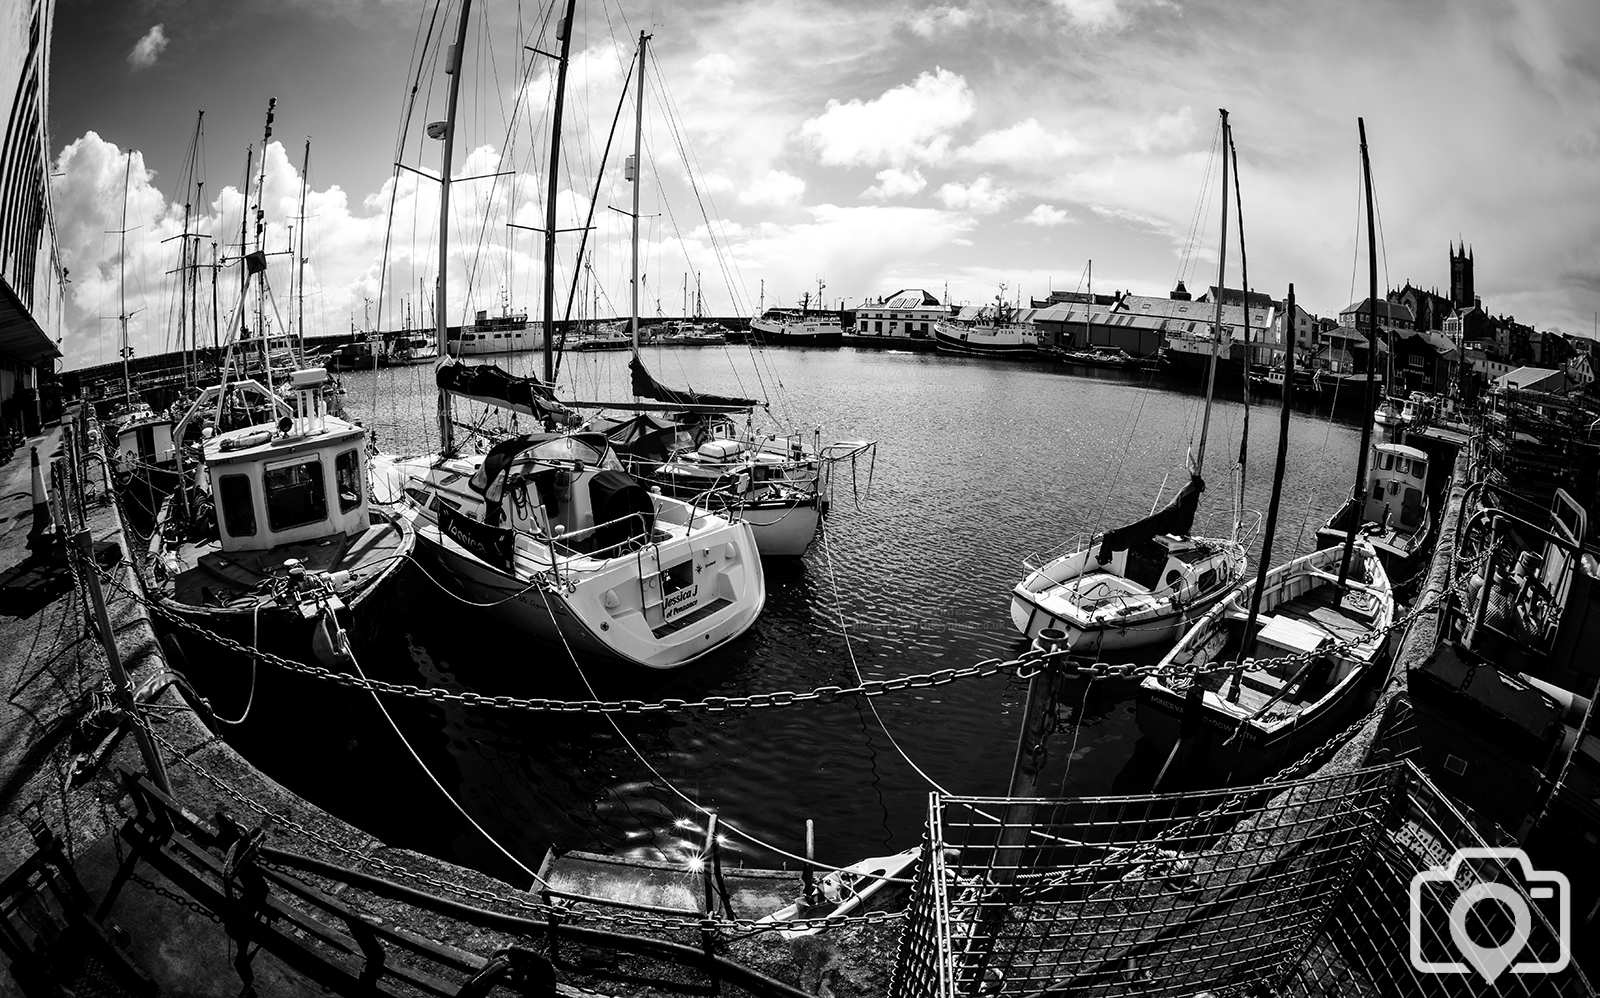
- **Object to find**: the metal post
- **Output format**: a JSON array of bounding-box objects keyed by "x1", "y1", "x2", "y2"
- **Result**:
[
  {"x1": 803, "y1": 819, "x2": 817, "y2": 907},
  {"x1": 1466, "y1": 516, "x2": 1502, "y2": 650},
  {"x1": 701, "y1": 811, "x2": 720, "y2": 991},
  {"x1": 75, "y1": 529, "x2": 171, "y2": 794}
]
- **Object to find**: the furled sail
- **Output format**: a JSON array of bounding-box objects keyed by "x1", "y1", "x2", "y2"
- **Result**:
[
  {"x1": 1096, "y1": 475, "x2": 1206, "y2": 562},
  {"x1": 438, "y1": 360, "x2": 570, "y2": 421},
  {"x1": 628, "y1": 356, "x2": 759, "y2": 409}
]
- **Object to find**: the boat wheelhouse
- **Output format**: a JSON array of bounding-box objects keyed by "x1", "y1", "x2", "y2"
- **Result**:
[
  {"x1": 1316, "y1": 440, "x2": 1438, "y2": 591},
  {"x1": 150, "y1": 368, "x2": 413, "y2": 662}
]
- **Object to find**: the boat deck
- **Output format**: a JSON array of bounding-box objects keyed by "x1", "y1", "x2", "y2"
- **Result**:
[
  {"x1": 1195, "y1": 580, "x2": 1376, "y2": 716},
  {"x1": 169, "y1": 516, "x2": 409, "y2": 610}
]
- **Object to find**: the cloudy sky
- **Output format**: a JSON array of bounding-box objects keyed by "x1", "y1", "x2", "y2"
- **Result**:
[{"x1": 48, "y1": 0, "x2": 1600, "y2": 370}]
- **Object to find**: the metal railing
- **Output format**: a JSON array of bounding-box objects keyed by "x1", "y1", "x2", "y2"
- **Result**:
[{"x1": 892, "y1": 760, "x2": 1593, "y2": 997}]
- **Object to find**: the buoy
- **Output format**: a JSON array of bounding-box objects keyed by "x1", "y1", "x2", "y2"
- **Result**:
[
  {"x1": 311, "y1": 608, "x2": 354, "y2": 669},
  {"x1": 27, "y1": 446, "x2": 52, "y2": 540}
]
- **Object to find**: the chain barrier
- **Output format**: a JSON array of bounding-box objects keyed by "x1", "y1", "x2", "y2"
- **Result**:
[
  {"x1": 103, "y1": 558, "x2": 1451, "y2": 718},
  {"x1": 148, "y1": 730, "x2": 904, "y2": 935}
]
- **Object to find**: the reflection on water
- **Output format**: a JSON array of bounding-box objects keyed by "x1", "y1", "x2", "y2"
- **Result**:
[{"x1": 220, "y1": 347, "x2": 1365, "y2": 882}]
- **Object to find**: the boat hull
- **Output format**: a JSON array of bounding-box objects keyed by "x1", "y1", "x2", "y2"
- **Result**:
[
  {"x1": 932, "y1": 326, "x2": 1037, "y2": 357},
  {"x1": 740, "y1": 493, "x2": 822, "y2": 557}
]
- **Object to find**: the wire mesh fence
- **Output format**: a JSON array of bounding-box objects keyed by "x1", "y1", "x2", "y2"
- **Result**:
[{"x1": 893, "y1": 760, "x2": 1593, "y2": 997}]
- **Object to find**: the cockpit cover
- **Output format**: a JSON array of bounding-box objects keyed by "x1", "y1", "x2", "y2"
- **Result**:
[
  {"x1": 438, "y1": 360, "x2": 569, "y2": 420},
  {"x1": 587, "y1": 469, "x2": 656, "y2": 553}
]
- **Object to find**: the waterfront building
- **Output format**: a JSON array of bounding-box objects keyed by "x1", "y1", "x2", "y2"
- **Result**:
[
  {"x1": 0, "y1": 0, "x2": 63, "y2": 432},
  {"x1": 1493, "y1": 366, "x2": 1571, "y2": 394},
  {"x1": 852, "y1": 289, "x2": 946, "y2": 339},
  {"x1": 1032, "y1": 301, "x2": 1164, "y2": 356}
]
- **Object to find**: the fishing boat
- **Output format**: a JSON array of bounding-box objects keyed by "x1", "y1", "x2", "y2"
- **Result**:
[
  {"x1": 372, "y1": 16, "x2": 765, "y2": 669},
  {"x1": 1138, "y1": 118, "x2": 1400, "y2": 787},
  {"x1": 449, "y1": 305, "x2": 543, "y2": 354},
  {"x1": 148, "y1": 367, "x2": 414, "y2": 666},
  {"x1": 754, "y1": 847, "x2": 921, "y2": 939},
  {"x1": 1314, "y1": 441, "x2": 1438, "y2": 593},
  {"x1": 1011, "y1": 112, "x2": 1253, "y2": 654},
  {"x1": 750, "y1": 287, "x2": 843, "y2": 347},
  {"x1": 933, "y1": 287, "x2": 1037, "y2": 357},
  {"x1": 1055, "y1": 345, "x2": 1142, "y2": 369}
]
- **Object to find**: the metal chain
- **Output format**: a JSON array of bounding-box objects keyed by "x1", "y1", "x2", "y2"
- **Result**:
[{"x1": 105, "y1": 564, "x2": 1449, "y2": 718}]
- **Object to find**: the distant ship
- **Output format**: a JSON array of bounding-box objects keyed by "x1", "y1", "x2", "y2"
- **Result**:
[
  {"x1": 447, "y1": 308, "x2": 544, "y2": 355},
  {"x1": 750, "y1": 291, "x2": 843, "y2": 347}
]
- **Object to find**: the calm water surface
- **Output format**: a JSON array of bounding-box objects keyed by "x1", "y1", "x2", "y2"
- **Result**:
[{"x1": 224, "y1": 346, "x2": 1366, "y2": 883}]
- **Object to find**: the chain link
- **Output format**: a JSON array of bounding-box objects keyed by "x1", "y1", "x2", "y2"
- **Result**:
[{"x1": 105, "y1": 562, "x2": 1450, "y2": 718}]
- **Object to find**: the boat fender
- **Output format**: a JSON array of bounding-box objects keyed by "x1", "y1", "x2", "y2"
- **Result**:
[{"x1": 312, "y1": 609, "x2": 354, "y2": 669}]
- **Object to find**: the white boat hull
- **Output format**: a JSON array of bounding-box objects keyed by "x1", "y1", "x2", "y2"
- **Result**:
[{"x1": 741, "y1": 494, "x2": 822, "y2": 557}]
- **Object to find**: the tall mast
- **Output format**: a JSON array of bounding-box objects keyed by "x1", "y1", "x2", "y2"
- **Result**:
[
  {"x1": 178, "y1": 193, "x2": 190, "y2": 385},
  {"x1": 119, "y1": 152, "x2": 133, "y2": 403},
  {"x1": 1339, "y1": 117, "x2": 1381, "y2": 586},
  {"x1": 255, "y1": 98, "x2": 275, "y2": 379},
  {"x1": 297, "y1": 139, "x2": 309, "y2": 354},
  {"x1": 434, "y1": 0, "x2": 474, "y2": 453},
  {"x1": 628, "y1": 31, "x2": 648, "y2": 354},
  {"x1": 1194, "y1": 109, "x2": 1229, "y2": 479},
  {"x1": 541, "y1": 0, "x2": 579, "y2": 386}
]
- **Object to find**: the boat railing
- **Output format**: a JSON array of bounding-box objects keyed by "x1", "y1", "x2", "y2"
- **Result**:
[{"x1": 1021, "y1": 531, "x2": 1098, "y2": 572}]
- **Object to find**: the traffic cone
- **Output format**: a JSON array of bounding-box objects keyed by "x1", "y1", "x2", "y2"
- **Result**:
[{"x1": 27, "y1": 446, "x2": 52, "y2": 543}]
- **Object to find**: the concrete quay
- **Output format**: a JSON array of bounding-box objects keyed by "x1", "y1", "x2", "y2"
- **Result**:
[{"x1": 1, "y1": 409, "x2": 883, "y2": 998}]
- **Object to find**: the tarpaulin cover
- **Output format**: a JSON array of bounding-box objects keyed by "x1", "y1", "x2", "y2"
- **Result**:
[
  {"x1": 468, "y1": 432, "x2": 611, "y2": 507},
  {"x1": 629, "y1": 356, "x2": 759, "y2": 409},
  {"x1": 1096, "y1": 474, "x2": 1206, "y2": 563},
  {"x1": 599, "y1": 412, "x2": 681, "y2": 462}
]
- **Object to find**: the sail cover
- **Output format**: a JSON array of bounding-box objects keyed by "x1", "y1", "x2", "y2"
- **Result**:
[
  {"x1": 1096, "y1": 474, "x2": 1206, "y2": 562},
  {"x1": 438, "y1": 361, "x2": 570, "y2": 420},
  {"x1": 629, "y1": 356, "x2": 759, "y2": 409}
]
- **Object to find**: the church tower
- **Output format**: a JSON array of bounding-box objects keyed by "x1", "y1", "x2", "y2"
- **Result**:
[{"x1": 1449, "y1": 241, "x2": 1475, "y2": 309}]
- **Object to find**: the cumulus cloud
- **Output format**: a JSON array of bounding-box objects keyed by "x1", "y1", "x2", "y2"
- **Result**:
[
  {"x1": 738, "y1": 170, "x2": 806, "y2": 207},
  {"x1": 1021, "y1": 204, "x2": 1073, "y2": 226},
  {"x1": 862, "y1": 168, "x2": 927, "y2": 200},
  {"x1": 935, "y1": 176, "x2": 1017, "y2": 214},
  {"x1": 800, "y1": 68, "x2": 975, "y2": 168},
  {"x1": 127, "y1": 25, "x2": 168, "y2": 70},
  {"x1": 957, "y1": 118, "x2": 1080, "y2": 165},
  {"x1": 908, "y1": 5, "x2": 976, "y2": 38}
]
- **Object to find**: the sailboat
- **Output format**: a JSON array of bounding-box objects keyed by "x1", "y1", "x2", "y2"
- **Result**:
[
  {"x1": 1010, "y1": 112, "x2": 1252, "y2": 654},
  {"x1": 1136, "y1": 119, "x2": 1400, "y2": 785},
  {"x1": 371, "y1": 12, "x2": 764, "y2": 668}
]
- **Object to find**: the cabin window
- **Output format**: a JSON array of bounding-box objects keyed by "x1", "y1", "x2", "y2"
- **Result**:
[
  {"x1": 335, "y1": 449, "x2": 362, "y2": 513},
  {"x1": 1380, "y1": 453, "x2": 1394, "y2": 471},
  {"x1": 1390, "y1": 481, "x2": 1401, "y2": 496},
  {"x1": 1197, "y1": 569, "x2": 1218, "y2": 591},
  {"x1": 1373, "y1": 483, "x2": 1384, "y2": 500},
  {"x1": 264, "y1": 457, "x2": 328, "y2": 531},
  {"x1": 218, "y1": 475, "x2": 257, "y2": 537}
]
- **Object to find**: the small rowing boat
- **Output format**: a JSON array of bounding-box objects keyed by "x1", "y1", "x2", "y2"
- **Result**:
[{"x1": 755, "y1": 847, "x2": 921, "y2": 938}]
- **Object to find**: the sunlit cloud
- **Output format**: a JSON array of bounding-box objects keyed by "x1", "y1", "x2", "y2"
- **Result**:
[
  {"x1": 936, "y1": 176, "x2": 1016, "y2": 215},
  {"x1": 862, "y1": 168, "x2": 927, "y2": 200},
  {"x1": 1021, "y1": 204, "x2": 1073, "y2": 227},
  {"x1": 127, "y1": 24, "x2": 168, "y2": 71},
  {"x1": 800, "y1": 68, "x2": 975, "y2": 168}
]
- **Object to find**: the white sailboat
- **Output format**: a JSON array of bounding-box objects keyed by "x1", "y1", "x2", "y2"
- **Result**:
[
  {"x1": 373, "y1": 10, "x2": 764, "y2": 669},
  {"x1": 1010, "y1": 111, "x2": 1253, "y2": 654}
]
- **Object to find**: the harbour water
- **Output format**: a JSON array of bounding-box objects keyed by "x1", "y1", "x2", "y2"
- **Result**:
[{"x1": 221, "y1": 346, "x2": 1365, "y2": 885}]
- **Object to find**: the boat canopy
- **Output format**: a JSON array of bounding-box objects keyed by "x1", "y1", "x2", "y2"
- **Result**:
[
  {"x1": 468, "y1": 432, "x2": 618, "y2": 506},
  {"x1": 1097, "y1": 474, "x2": 1206, "y2": 562},
  {"x1": 595, "y1": 412, "x2": 681, "y2": 462},
  {"x1": 629, "y1": 356, "x2": 760, "y2": 409},
  {"x1": 438, "y1": 359, "x2": 569, "y2": 420}
]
